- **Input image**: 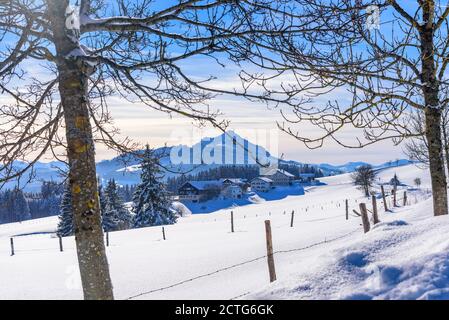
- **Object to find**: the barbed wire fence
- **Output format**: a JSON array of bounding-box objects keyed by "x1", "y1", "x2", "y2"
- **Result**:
[
  {"x1": 124, "y1": 229, "x2": 360, "y2": 300},
  {"x1": 1, "y1": 185, "x2": 433, "y2": 299}
]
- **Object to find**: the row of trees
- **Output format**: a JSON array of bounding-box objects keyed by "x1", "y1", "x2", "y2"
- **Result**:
[
  {"x1": 27, "y1": 181, "x2": 63, "y2": 219},
  {"x1": 0, "y1": 180, "x2": 64, "y2": 224},
  {"x1": 57, "y1": 178, "x2": 132, "y2": 236},
  {"x1": 0, "y1": 188, "x2": 30, "y2": 223},
  {"x1": 1, "y1": 0, "x2": 449, "y2": 300},
  {"x1": 0, "y1": 179, "x2": 137, "y2": 225},
  {"x1": 58, "y1": 147, "x2": 176, "y2": 236}
]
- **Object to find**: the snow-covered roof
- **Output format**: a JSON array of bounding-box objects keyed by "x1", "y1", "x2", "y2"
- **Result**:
[
  {"x1": 262, "y1": 168, "x2": 295, "y2": 178},
  {"x1": 116, "y1": 164, "x2": 141, "y2": 173},
  {"x1": 182, "y1": 180, "x2": 222, "y2": 191},
  {"x1": 251, "y1": 177, "x2": 273, "y2": 183},
  {"x1": 220, "y1": 178, "x2": 245, "y2": 184}
]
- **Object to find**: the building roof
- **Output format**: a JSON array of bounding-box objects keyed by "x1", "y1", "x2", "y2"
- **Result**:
[
  {"x1": 251, "y1": 177, "x2": 273, "y2": 183},
  {"x1": 181, "y1": 180, "x2": 222, "y2": 191},
  {"x1": 262, "y1": 168, "x2": 295, "y2": 178},
  {"x1": 220, "y1": 178, "x2": 245, "y2": 184}
]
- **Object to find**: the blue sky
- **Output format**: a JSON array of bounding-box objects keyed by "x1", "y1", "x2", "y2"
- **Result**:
[
  {"x1": 82, "y1": 0, "x2": 416, "y2": 164},
  {"x1": 0, "y1": 0, "x2": 411, "y2": 165},
  {"x1": 102, "y1": 82, "x2": 406, "y2": 165}
]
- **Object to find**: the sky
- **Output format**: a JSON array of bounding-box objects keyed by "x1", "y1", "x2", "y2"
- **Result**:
[
  {"x1": 101, "y1": 89, "x2": 406, "y2": 165},
  {"x1": 0, "y1": 0, "x2": 411, "y2": 167},
  {"x1": 71, "y1": 0, "x2": 411, "y2": 165}
]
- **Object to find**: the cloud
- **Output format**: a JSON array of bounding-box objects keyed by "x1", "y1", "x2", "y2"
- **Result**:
[{"x1": 0, "y1": 54, "x2": 406, "y2": 165}]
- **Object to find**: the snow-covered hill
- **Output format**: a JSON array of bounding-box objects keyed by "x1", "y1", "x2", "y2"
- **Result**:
[
  {"x1": 2, "y1": 164, "x2": 445, "y2": 300},
  {"x1": 321, "y1": 162, "x2": 431, "y2": 188},
  {"x1": 2, "y1": 131, "x2": 414, "y2": 192},
  {"x1": 319, "y1": 159, "x2": 415, "y2": 174}
]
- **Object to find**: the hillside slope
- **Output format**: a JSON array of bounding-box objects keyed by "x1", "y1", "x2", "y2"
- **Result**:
[{"x1": 0, "y1": 164, "x2": 443, "y2": 300}]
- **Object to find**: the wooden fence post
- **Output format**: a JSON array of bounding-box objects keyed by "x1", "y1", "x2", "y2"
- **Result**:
[
  {"x1": 345, "y1": 199, "x2": 349, "y2": 220},
  {"x1": 264, "y1": 220, "x2": 277, "y2": 283},
  {"x1": 381, "y1": 185, "x2": 388, "y2": 211},
  {"x1": 393, "y1": 187, "x2": 397, "y2": 207},
  {"x1": 162, "y1": 227, "x2": 166, "y2": 240},
  {"x1": 59, "y1": 236, "x2": 63, "y2": 252},
  {"x1": 106, "y1": 232, "x2": 109, "y2": 247},
  {"x1": 403, "y1": 191, "x2": 407, "y2": 206},
  {"x1": 10, "y1": 238, "x2": 14, "y2": 256},
  {"x1": 359, "y1": 203, "x2": 370, "y2": 233},
  {"x1": 231, "y1": 211, "x2": 234, "y2": 233},
  {"x1": 371, "y1": 195, "x2": 380, "y2": 224},
  {"x1": 290, "y1": 210, "x2": 295, "y2": 227}
]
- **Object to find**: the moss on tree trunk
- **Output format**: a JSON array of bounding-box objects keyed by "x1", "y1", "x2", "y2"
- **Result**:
[{"x1": 47, "y1": 0, "x2": 114, "y2": 300}]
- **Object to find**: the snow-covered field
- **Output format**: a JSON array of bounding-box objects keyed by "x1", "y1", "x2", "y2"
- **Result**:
[{"x1": 1, "y1": 164, "x2": 446, "y2": 300}]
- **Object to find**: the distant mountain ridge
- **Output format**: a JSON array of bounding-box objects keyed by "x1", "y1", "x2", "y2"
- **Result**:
[
  {"x1": 319, "y1": 159, "x2": 414, "y2": 174},
  {"x1": 2, "y1": 132, "x2": 414, "y2": 192}
]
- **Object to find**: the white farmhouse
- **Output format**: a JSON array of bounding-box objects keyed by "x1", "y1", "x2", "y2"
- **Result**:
[
  {"x1": 177, "y1": 180, "x2": 222, "y2": 202},
  {"x1": 261, "y1": 168, "x2": 295, "y2": 185},
  {"x1": 221, "y1": 184, "x2": 243, "y2": 199},
  {"x1": 250, "y1": 177, "x2": 273, "y2": 192}
]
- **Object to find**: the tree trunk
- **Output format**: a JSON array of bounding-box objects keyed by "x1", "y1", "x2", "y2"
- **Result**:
[
  {"x1": 47, "y1": 0, "x2": 114, "y2": 299},
  {"x1": 443, "y1": 133, "x2": 449, "y2": 180},
  {"x1": 441, "y1": 113, "x2": 449, "y2": 178},
  {"x1": 364, "y1": 185, "x2": 369, "y2": 197},
  {"x1": 424, "y1": 108, "x2": 448, "y2": 216},
  {"x1": 420, "y1": 10, "x2": 448, "y2": 216}
]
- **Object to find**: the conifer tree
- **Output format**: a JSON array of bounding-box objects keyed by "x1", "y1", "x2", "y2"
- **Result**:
[
  {"x1": 99, "y1": 180, "x2": 116, "y2": 232},
  {"x1": 57, "y1": 184, "x2": 73, "y2": 237},
  {"x1": 104, "y1": 179, "x2": 132, "y2": 231},
  {"x1": 133, "y1": 146, "x2": 177, "y2": 228},
  {"x1": 11, "y1": 188, "x2": 31, "y2": 223}
]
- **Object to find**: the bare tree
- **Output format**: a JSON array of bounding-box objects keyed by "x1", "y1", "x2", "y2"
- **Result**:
[
  {"x1": 414, "y1": 177, "x2": 422, "y2": 188},
  {"x1": 240, "y1": 0, "x2": 449, "y2": 216},
  {"x1": 351, "y1": 164, "x2": 376, "y2": 197},
  {"x1": 403, "y1": 111, "x2": 432, "y2": 165},
  {"x1": 404, "y1": 105, "x2": 449, "y2": 178},
  {"x1": 0, "y1": 0, "x2": 303, "y2": 299}
]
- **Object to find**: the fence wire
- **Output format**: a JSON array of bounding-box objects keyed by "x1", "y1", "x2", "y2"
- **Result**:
[{"x1": 125, "y1": 228, "x2": 360, "y2": 300}]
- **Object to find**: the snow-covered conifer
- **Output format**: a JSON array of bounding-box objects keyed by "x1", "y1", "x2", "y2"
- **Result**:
[
  {"x1": 103, "y1": 179, "x2": 132, "y2": 231},
  {"x1": 133, "y1": 146, "x2": 177, "y2": 228},
  {"x1": 57, "y1": 184, "x2": 73, "y2": 237}
]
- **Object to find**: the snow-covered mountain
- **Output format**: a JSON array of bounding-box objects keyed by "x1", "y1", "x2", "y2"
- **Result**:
[{"x1": 2, "y1": 131, "x2": 414, "y2": 192}]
